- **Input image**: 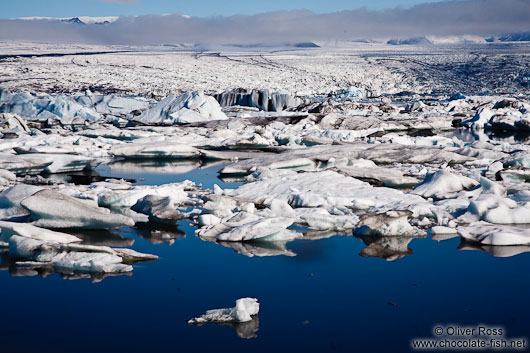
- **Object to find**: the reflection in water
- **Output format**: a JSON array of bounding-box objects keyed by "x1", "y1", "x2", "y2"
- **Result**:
[
  {"x1": 430, "y1": 232, "x2": 460, "y2": 242},
  {"x1": 105, "y1": 160, "x2": 224, "y2": 175},
  {"x1": 217, "y1": 240, "x2": 296, "y2": 257},
  {"x1": 191, "y1": 315, "x2": 259, "y2": 339},
  {"x1": 0, "y1": 248, "x2": 9, "y2": 270},
  {"x1": 357, "y1": 235, "x2": 418, "y2": 261},
  {"x1": 65, "y1": 229, "x2": 135, "y2": 247},
  {"x1": 0, "y1": 249, "x2": 132, "y2": 282},
  {"x1": 458, "y1": 239, "x2": 530, "y2": 258},
  {"x1": 446, "y1": 127, "x2": 530, "y2": 144},
  {"x1": 134, "y1": 223, "x2": 186, "y2": 245}
]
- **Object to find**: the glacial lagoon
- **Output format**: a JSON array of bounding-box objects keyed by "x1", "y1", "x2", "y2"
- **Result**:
[{"x1": 1, "y1": 161, "x2": 529, "y2": 353}]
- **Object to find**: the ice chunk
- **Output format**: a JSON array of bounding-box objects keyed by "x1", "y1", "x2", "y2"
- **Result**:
[
  {"x1": 0, "y1": 169, "x2": 16, "y2": 188},
  {"x1": 188, "y1": 298, "x2": 259, "y2": 324},
  {"x1": 0, "y1": 154, "x2": 53, "y2": 175},
  {"x1": 229, "y1": 170, "x2": 430, "y2": 216},
  {"x1": 21, "y1": 189, "x2": 135, "y2": 229},
  {"x1": 412, "y1": 170, "x2": 478, "y2": 199},
  {"x1": 1, "y1": 92, "x2": 101, "y2": 121},
  {"x1": 334, "y1": 165, "x2": 419, "y2": 188},
  {"x1": 110, "y1": 143, "x2": 200, "y2": 159},
  {"x1": 458, "y1": 222, "x2": 530, "y2": 245},
  {"x1": 297, "y1": 207, "x2": 359, "y2": 231},
  {"x1": 136, "y1": 92, "x2": 227, "y2": 125},
  {"x1": 353, "y1": 211, "x2": 423, "y2": 237},
  {"x1": 0, "y1": 221, "x2": 81, "y2": 243},
  {"x1": 461, "y1": 107, "x2": 495, "y2": 130},
  {"x1": 483, "y1": 204, "x2": 530, "y2": 224},
  {"x1": 0, "y1": 184, "x2": 43, "y2": 220},
  {"x1": 0, "y1": 113, "x2": 30, "y2": 134},
  {"x1": 14, "y1": 153, "x2": 94, "y2": 174},
  {"x1": 217, "y1": 240, "x2": 297, "y2": 258},
  {"x1": 98, "y1": 181, "x2": 194, "y2": 208},
  {"x1": 131, "y1": 195, "x2": 186, "y2": 224},
  {"x1": 358, "y1": 236, "x2": 415, "y2": 261},
  {"x1": 217, "y1": 218, "x2": 298, "y2": 242}
]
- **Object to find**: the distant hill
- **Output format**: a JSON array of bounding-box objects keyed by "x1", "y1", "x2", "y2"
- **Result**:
[
  {"x1": 15, "y1": 16, "x2": 119, "y2": 25},
  {"x1": 387, "y1": 37, "x2": 433, "y2": 45},
  {"x1": 486, "y1": 32, "x2": 530, "y2": 42}
]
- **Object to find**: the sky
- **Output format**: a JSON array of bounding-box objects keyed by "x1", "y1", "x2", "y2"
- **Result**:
[
  {"x1": 0, "y1": 0, "x2": 529, "y2": 45},
  {"x1": 2, "y1": 0, "x2": 441, "y2": 18}
]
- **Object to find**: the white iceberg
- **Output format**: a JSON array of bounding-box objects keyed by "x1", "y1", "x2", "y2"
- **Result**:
[
  {"x1": 0, "y1": 221, "x2": 81, "y2": 243},
  {"x1": 188, "y1": 298, "x2": 260, "y2": 324},
  {"x1": 136, "y1": 92, "x2": 227, "y2": 125},
  {"x1": 412, "y1": 170, "x2": 478, "y2": 199},
  {"x1": 21, "y1": 189, "x2": 135, "y2": 229},
  {"x1": 353, "y1": 211, "x2": 423, "y2": 237},
  {"x1": 10, "y1": 235, "x2": 157, "y2": 273},
  {"x1": 458, "y1": 222, "x2": 530, "y2": 246},
  {"x1": 110, "y1": 142, "x2": 201, "y2": 159}
]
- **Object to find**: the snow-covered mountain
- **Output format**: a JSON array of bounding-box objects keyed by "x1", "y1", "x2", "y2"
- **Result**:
[
  {"x1": 486, "y1": 32, "x2": 530, "y2": 42},
  {"x1": 14, "y1": 16, "x2": 119, "y2": 25}
]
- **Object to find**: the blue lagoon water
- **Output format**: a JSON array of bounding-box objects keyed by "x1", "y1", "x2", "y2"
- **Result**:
[{"x1": 1, "y1": 162, "x2": 529, "y2": 353}]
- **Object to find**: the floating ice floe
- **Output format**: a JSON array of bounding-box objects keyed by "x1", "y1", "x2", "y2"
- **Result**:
[
  {"x1": 0, "y1": 154, "x2": 53, "y2": 175},
  {"x1": 456, "y1": 178, "x2": 530, "y2": 224},
  {"x1": 136, "y1": 91, "x2": 227, "y2": 125},
  {"x1": 0, "y1": 184, "x2": 44, "y2": 220},
  {"x1": 0, "y1": 169, "x2": 16, "y2": 188},
  {"x1": 458, "y1": 222, "x2": 530, "y2": 246},
  {"x1": 0, "y1": 91, "x2": 101, "y2": 121},
  {"x1": 10, "y1": 235, "x2": 157, "y2": 273},
  {"x1": 132, "y1": 195, "x2": 186, "y2": 224},
  {"x1": 14, "y1": 153, "x2": 94, "y2": 174},
  {"x1": 0, "y1": 221, "x2": 156, "y2": 273},
  {"x1": 198, "y1": 210, "x2": 300, "y2": 242},
  {"x1": 188, "y1": 298, "x2": 260, "y2": 324},
  {"x1": 333, "y1": 161, "x2": 419, "y2": 188},
  {"x1": 226, "y1": 170, "x2": 431, "y2": 216},
  {"x1": 217, "y1": 240, "x2": 297, "y2": 257},
  {"x1": 110, "y1": 142, "x2": 201, "y2": 159},
  {"x1": 0, "y1": 221, "x2": 81, "y2": 243},
  {"x1": 353, "y1": 211, "x2": 423, "y2": 237},
  {"x1": 412, "y1": 170, "x2": 478, "y2": 199},
  {"x1": 96, "y1": 180, "x2": 196, "y2": 208},
  {"x1": 220, "y1": 144, "x2": 472, "y2": 176},
  {"x1": 216, "y1": 218, "x2": 298, "y2": 242},
  {"x1": 0, "y1": 113, "x2": 30, "y2": 135},
  {"x1": 461, "y1": 108, "x2": 495, "y2": 130},
  {"x1": 21, "y1": 189, "x2": 135, "y2": 229},
  {"x1": 358, "y1": 235, "x2": 415, "y2": 261}
]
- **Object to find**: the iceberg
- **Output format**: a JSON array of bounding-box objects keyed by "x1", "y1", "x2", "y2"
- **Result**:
[
  {"x1": 10, "y1": 235, "x2": 157, "y2": 273},
  {"x1": 136, "y1": 92, "x2": 227, "y2": 125},
  {"x1": 188, "y1": 298, "x2": 259, "y2": 324},
  {"x1": 412, "y1": 170, "x2": 478, "y2": 199},
  {"x1": 0, "y1": 221, "x2": 81, "y2": 243},
  {"x1": 353, "y1": 211, "x2": 423, "y2": 237},
  {"x1": 131, "y1": 195, "x2": 186, "y2": 224},
  {"x1": 21, "y1": 189, "x2": 135, "y2": 229},
  {"x1": 110, "y1": 142, "x2": 201, "y2": 159},
  {"x1": 458, "y1": 222, "x2": 530, "y2": 246}
]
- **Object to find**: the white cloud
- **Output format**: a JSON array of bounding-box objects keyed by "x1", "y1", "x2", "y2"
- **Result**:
[{"x1": 1, "y1": 0, "x2": 529, "y2": 45}]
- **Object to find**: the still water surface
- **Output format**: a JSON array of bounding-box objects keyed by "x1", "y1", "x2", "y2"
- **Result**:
[{"x1": 1, "y1": 161, "x2": 529, "y2": 352}]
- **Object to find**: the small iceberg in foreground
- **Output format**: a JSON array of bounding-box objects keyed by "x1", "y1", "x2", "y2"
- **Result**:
[{"x1": 188, "y1": 298, "x2": 260, "y2": 324}]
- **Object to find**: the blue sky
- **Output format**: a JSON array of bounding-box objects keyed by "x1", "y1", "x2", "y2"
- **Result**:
[{"x1": 2, "y1": 0, "x2": 440, "y2": 18}]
